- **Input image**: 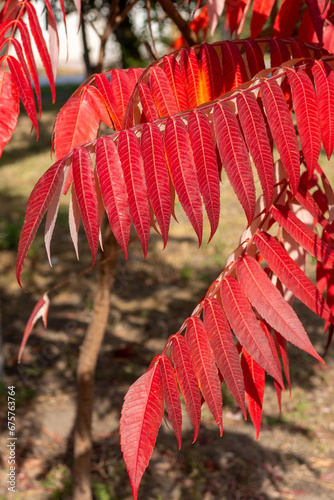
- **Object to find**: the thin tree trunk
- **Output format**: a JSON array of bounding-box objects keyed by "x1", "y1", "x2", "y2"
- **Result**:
[{"x1": 73, "y1": 229, "x2": 118, "y2": 500}]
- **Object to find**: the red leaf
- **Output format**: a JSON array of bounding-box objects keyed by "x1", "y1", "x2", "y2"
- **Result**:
[
  {"x1": 199, "y1": 43, "x2": 223, "y2": 101},
  {"x1": 250, "y1": 0, "x2": 276, "y2": 38},
  {"x1": 180, "y1": 48, "x2": 203, "y2": 108},
  {"x1": 260, "y1": 321, "x2": 283, "y2": 387},
  {"x1": 289, "y1": 38, "x2": 311, "y2": 59},
  {"x1": 95, "y1": 136, "x2": 131, "y2": 257},
  {"x1": 287, "y1": 68, "x2": 321, "y2": 177},
  {"x1": 118, "y1": 130, "x2": 151, "y2": 257},
  {"x1": 243, "y1": 39, "x2": 266, "y2": 78},
  {"x1": 120, "y1": 362, "x2": 164, "y2": 500},
  {"x1": 237, "y1": 254, "x2": 323, "y2": 362},
  {"x1": 274, "y1": 330, "x2": 291, "y2": 394},
  {"x1": 140, "y1": 123, "x2": 171, "y2": 247},
  {"x1": 221, "y1": 276, "x2": 283, "y2": 385},
  {"x1": 260, "y1": 79, "x2": 300, "y2": 194},
  {"x1": 85, "y1": 85, "x2": 113, "y2": 128},
  {"x1": 220, "y1": 40, "x2": 248, "y2": 93},
  {"x1": 271, "y1": 204, "x2": 334, "y2": 269},
  {"x1": 18, "y1": 294, "x2": 50, "y2": 363},
  {"x1": 17, "y1": 159, "x2": 66, "y2": 288},
  {"x1": 163, "y1": 55, "x2": 189, "y2": 112},
  {"x1": 295, "y1": 181, "x2": 334, "y2": 236},
  {"x1": 138, "y1": 81, "x2": 159, "y2": 123},
  {"x1": 25, "y1": 1, "x2": 55, "y2": 102},
  {"x1": 236, "y1": 91, "x2": 274, "y2": 211},
  {"x1": 72, "y1": 147, "x2": 99, "y2": 266},
  {"x1": 0, "y1": 71, "x2": 19, "y2": 156},
  {"x1": 185, "y1": 317, "x2": 223, "y2": 435},
  {"x1": 6, "y1": 55, "x2": 38, "y2": 136},
  {"x1": 273, "y1": 0, "x2": 302, "y2": 37},
  {"x1": 110, "y1": 68, "x2": 131, "y2": 118},
  {"x1": 159, "y1": 354, "x2": 182, "y2": 449},
  {"x1": 171, "y1": 335, "x2": 201, "y2": 442},
  {"x1": 149, "y1": 65, "x2": 179, "y2": 118},
  {"x1": 213, "y1": 101, "x2": 255, "y2": 226},
  {"x1": 164, "y1": 116, "x2": 203, "y2": 245},
  {"x1": 203, "y1": 297, "x2": 246, "y2": 417},
  {"x1": 188, "y1": 110, "x2": 220, "y2": 241},
  {"x1": 53, "y1": 87, "x2": 102, "y2": 160},
  {"x1": 68, "y1": 185, "x2": 81, "y2": 260},
  {"x1": 269, "y1": 38, "x2": 291, "y2": 68},
  {"x1": 311, "y1": 60, "x2": 334, "y2": 159},
  {"x1": 241, "y1": 349, "x2": 265, "y2": 439},
  {"x1": 127, "y1": 67, "x2": 144, "y2": 88},
  {"x1": 254, "y1": 231, "x2": 332, "y2": 324},
  {"x1": 95, "y1": 73, "x2": 122, "y2": 130}
]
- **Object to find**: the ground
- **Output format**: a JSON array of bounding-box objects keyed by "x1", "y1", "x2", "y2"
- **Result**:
[{"x1": 0, "y1": 91, "x2": 334, "y2": 500}]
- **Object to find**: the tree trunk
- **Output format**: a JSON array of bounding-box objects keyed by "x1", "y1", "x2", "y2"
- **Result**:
[{"x1": 73, "y1": 229, "x2": 118, "y2": 499}]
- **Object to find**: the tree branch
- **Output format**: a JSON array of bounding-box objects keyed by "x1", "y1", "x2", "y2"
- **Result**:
[{"x1": 156, "y1": 0, "x2": 198, "y2": 46}]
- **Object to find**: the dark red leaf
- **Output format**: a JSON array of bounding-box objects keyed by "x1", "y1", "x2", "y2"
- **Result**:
[
  {"x1": 254, "y1": 231, "x2": 332, "y2": 325},
  {"x1": 287, "y1": 68, "x2": 321, "y2": 177},
  {"x1": 260, "y1": 79, "x2": 300, "y2": 194},
  {"x1": 221, "y1": 276, "x2": 283, "y2": 385},
  {"x1": 187, "y1": 110, "x2": 220, "y2": 241},
  {"x1": 72, "y1": 147, "x2": 99, "y2": 266},
  {"x1": 199, "y1": 43, "x2": 223, "y2": 101},
  {"x1": 138, "y1": 81, "x2": 159, "y2": 123},
  {"x1": 120, "y1": 362, "x2": 164, "y2": 500},
  {"x1": 163, "y1": 55, "x2": 189, "y2": 112},
  {"x1": 241, "y1": 348, "x2": 265, "y2": 439},
  {"x1": 185, "y1": 317, "x2": 223, "y2": 435},
  {"x1": 236, "y1": 91, "x2": 274, "y2": 211},
  {"x1": 213, "y1": 101, "x2": 255, "y2": 226},
  {"x1": 149, "y1": 65, "x2": 179, "y2": 118},
  {"x1": 17, "y1": 159, "x2": 66, "y2": 288},
  {"x1": 311, "y1": 60, "x2": 334, "y2": 159},
  {"x1": 95, "y1": 136, "x2": 131, "y2": 257},
  {"x1": 159, "y1": 354, "x2": 182, "y2": 449},
  {"x1": 203, "y1": 297, "x2": 246, "y2": 417},
  {"x1": 243, "y1": 39, "x2": 266, "y2": 78},
  {"x1": 237, "y1": 254, "x2": 323, "y2": 362},
  {"x1": 140, "y1": 123, "x2": 171, "y2": 247},
  {"x1": 273, "y1": 0, "x2": 302, "y2": 37},
  {"x1": 221, "y1": 40, "x2": 248, "y2": 93},
  {"x1": 118, "y1": 130, "x2": 151, "y2": 256},
  {"x1": 250, "y1": 0, "x2": 276, "y2": 38},
  {"x1": 171, "y1": 334, "x2": 201, "y2": 442},
  {"x1": 164, "y1": 116, "x2": 203, "y2": 244}
]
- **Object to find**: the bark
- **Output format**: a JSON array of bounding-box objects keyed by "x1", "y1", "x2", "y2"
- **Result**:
[{"x1": 73, "y1": 228, "x2": 118, "y2": 500}]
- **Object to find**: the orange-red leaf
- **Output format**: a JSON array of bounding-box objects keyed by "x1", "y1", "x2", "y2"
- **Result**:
[
  {"x1": 213, "y1": 101, "x2": 255, "y2": 226},
  {"x1": 221, "y1": 40, "x2": 248, "y2": 93},
  {"x1": 180, "y1": 48, "x2": 203, "y2": 108},
  {"x1": 236, "y1": 254, "x2": 323, "y2": 362},
  {"x1": 95, "y1": 136, "x2": 131, "y2": 257},
  {"x1": 199, "y1": 43, "x2": 223, "y2": 101},
  {"x1": 95, "y1": 73, "x2": 122, "y2": 130},
  {"x1": 188, "y1": 110, "x2": 220, "y2": 241},
  {"x1": 118, "y1": 130, "x2": 150, "y2": 256},
  {"x1": 140, "y1": 123, "x2": 171, "y2": 247},
  {"x1": 72, "y1": 147, "x2": 99, "y2": 266},
  {"x1": 185, "y1": 317, "x2": 223, "y2": 435},
  {"x1": 0, "y1": 71, "x2": 19, "y2": 156},
  {"x1": 254, "y1": 231, "x2": 332, "y2": 324},
  {"x1": 221, "y1": 276, "x2": 283, "y2": 385},
  {"x1": 203, "y1": 297, "x2": 246, "y2": 417},
  {"x1": 164, "y1": 116, "x2": 203, "y2": 244},
  {"x1": 159, "y1": 354, "x2": 182, "y2": 449},
  {"x1": 241, "y1": 348, "x2": 265, "y2": 439},
  {"x1": 260, "y1": 80, "x2": 301, "y2": 194},
  {"x1": 120, "y1": 362, "x2": 164, "y2": 500},
  {"x1": 171, "y1": 334, "x2": 201, "y2": 442}
]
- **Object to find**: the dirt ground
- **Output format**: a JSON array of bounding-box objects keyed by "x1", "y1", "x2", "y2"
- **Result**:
[{"x1": 1, "y1": 103, "x2": 334, "y2": 500}]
